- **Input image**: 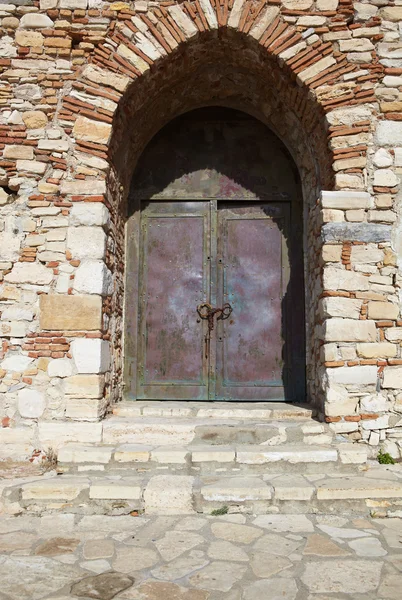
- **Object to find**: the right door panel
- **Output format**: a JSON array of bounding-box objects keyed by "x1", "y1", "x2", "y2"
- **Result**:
[{"x1": 215, "y1": 203, "x2": 292, "y2": 401}]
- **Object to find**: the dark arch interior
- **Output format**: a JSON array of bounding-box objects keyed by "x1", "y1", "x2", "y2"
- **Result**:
[
  {"x1": 129, "y1": 107, "x2": 301, "y2": 208},
  {"x1": 126, "y1": 107, "x2": 306, "y2": 402}
]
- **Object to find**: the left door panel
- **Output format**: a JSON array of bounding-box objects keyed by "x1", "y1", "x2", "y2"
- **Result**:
[{"x1": 137, "y1": 202, "x2": 210, "y2": 400}]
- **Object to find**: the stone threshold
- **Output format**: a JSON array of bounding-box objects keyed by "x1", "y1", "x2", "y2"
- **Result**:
[
  {"x1": 2, "y1": 465, "x2": 402, "y2": 518},
  {"x1": 112, "y1": 401, "x2": 315, "y2": 420}
]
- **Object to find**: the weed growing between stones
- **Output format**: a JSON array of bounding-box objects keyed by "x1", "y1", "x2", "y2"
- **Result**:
[
  {"x1": 211, "y1": 506, "x2": 229, "y2": 516},
  {"x1": 378, "y1": 451, "x2": 395, "y2": 465}
]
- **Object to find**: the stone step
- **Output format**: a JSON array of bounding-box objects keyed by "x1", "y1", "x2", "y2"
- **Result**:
[
  {"x1": 112, "y1": 401, "x2": 314, "y2": 420},
  {"x1": 101, "y1": 416, "x2": 331, "y2": 446},
  {"x1": 2, "y1": 465, "x2": 402, "y2": 517},
  {"x1": 57, "y1": 442, "x2": 367, "y2": 475}
]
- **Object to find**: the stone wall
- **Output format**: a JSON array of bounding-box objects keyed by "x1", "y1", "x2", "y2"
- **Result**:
[{"x1": 0, "y1": 0, "x2": 401, "y2": 459}]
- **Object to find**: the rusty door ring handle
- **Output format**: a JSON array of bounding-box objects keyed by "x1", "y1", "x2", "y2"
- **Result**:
[{"x1": 217, "y1": 303, "x2": 233, "y2": 321}]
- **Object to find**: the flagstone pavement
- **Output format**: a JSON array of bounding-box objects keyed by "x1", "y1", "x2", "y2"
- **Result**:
[{"x1": 0, "y1": 512, "x2": 401, "y2": 599}]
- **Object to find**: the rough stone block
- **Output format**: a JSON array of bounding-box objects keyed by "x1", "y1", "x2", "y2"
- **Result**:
[
  {"x1": 71, "y1": 339, "x2": 110, "y2": 374},
  {"x1": 236, "y1": 446, "x2": 338, "y2": 464},
  {"x1": 385, "y1": 328, "x2": 402, "y2": 342},
  {"x1": 337, "y1": 444, "x2": 367, "y2": 464},
  {"x1": 151, "y1": 448, "x2": 189, "y2": 463},
  {"x1": 65, "y1": 398, "x2": 108, "y2": 421},
  {"x1": 70, "y1": 203, "x2": 110, "y2": 226},
  {"x1": 322, "y1": 244, "x2": 342, "y2": 262},
  {"x1": 89, "y1": 481, "x2": 142, "y2": 500},
  {"x1": 350, "y1": 246, "x2": 384, "y2": 264},
  {"x1": 376, "y1": 121, "x2": 402, "y2": 146},
  {"x1": 65, "y1": 374, "x2": 105, "y2": 398},
  {"x1": 368, "y1": 301, "x2": 399, "y2": 320},
  {"x1": 357, "y1": 343, "x2": 397, "y2": 359},
  {"x1": 3, "y1": 145, "x2": 34, "y2": 160},
  {"x1": 5, "y1": 262, "x2": 53, "y2": 285},
  {"x1": 320, "y1": 297, "x2": 362, "y2": 319},
  {"x1": 58, "y1": 444, "x2": 113, "y2": 464},
  {"x1": 73, "y1": 261, "x2": 113, "y2": 296},
  {"x1": 144, "y1": 475, "x2": 195, "y2": 514},
  {"x1": 328, "y1": 366, "x2": 377, "y2": 385},
  {"x1": 321, "y1": 191, "x2": 369, "y2": 210},
  {"x1": 67, "y1": 227, "x2": 106, "y2": 261},
  {"x1": 39, "y1": 294, "x2": 102, "y2": 331},
  {"x1": 20, "y1": 14, "x2": 54, "y2": 29},
  {"x1": 47, "y1": 358, "x2": 74, "y2": 378},
  {"x1": 383, "y1": 366, "x2": 402, "y2": 389},
  {"x1": 361, "y1": 415, "x2": 389, "y2": 430},
  {"x1": 323, "y1": 319, "x2": 376, "y2": 342},
  {"x1": 38, "y1": 422, "x2": 102, "y2": 447},
  {"x1": 201, "y1": 476, "x2": 272, "y2": 502},
  {"x1": 317, "y1": 477, "x2": 402, "y2": 500},
  {"x1": 18, "y1": 388, "x2": 46, "y2": 419},
  {"x1": 60, "y1": 181, "x2": 106, "y2": 196},
  {"x1": 191, "y1": 447, "x2": 235, "y2": 463},
  {"x1": 323, "y1": 266, "x2": 369, "y2": 291},
  {"x1": 21, "y1": 478, "x2": 89, "y2": 501},
  {"x1": 73, "y1": 116, "x2": 112, "y2": 145},
  {"x1": 272, "y1": 475, "x2": 315, "y2": 501},
  {"x1": 114, "y1": 445, "x2": 152, "y2": 463},
  {"x1": 82, "y1": 65, "x2": 129, "y2": 93}
]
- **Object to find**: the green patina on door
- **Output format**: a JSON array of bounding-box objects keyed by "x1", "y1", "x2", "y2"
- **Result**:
[{"x1": 126, "y1": 108, "x2": 306, "y2": 402}]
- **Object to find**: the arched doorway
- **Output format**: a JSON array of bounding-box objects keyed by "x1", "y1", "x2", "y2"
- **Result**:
[{"x1": 125, "y1": 107, "x2": 305, "y2": 402}]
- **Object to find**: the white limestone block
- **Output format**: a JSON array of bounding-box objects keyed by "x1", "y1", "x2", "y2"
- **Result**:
[
  {"x1": 323, "y1": 318, "x2": 376, "y2": 342},
  {"x1": 4, "y1": 262, "x2": 53, "y2": 285},
  {"x1": 323, "y1": 266, "x2": 369, "y2": 291},
  {"x1": 1, "y1": 355, "x2": 33, "y2": 372},
  {"x1": 373, "y1": 149, "x2": 393, "y2": 168},
  {"x1": 20, "y1": 14, "x2": 54, "y2": 29},
  {"x1": 21, "y1": 478, "x2": 89, "y2": 500},
  {"x1": 47, "y1": 358, "x2": 74, "y2": 378},
  {"x1": 18, "y1": 388, "x2": 46, "y2": 419},
  {"x1": 321, "y1": 190, "x2": 369, "y2": 210},
  {"x1": 373, "y1": 169, "x2": 399, "y2": 188},
  {"x1": 350, "y1": 245, "x2": 384, "y2": 264},
  {"x1": 60, "y1": 0, "x2": 88, "y2": 8},
  {"x1": 328, "y1": 366, "x2": 377, "y2": 385},
  {"x1": 361, "y1": 415, "x2": 390, "y2": 430},
  {"x1": 144, "y1": 475, "x2": 195, "y2": 514},
  {"x1": 199, "y1": 0, "x2": 218, "y2": 29},
  {"x1": 338, "y1": 444, "x2": 367, "y2": 464},
  {"x1": 319, "y1": 297, "x2": 362, "y2": 319},
  {"x1": 167, "y1": 6, "x2": 198, "y2": 38},
  {"x1": 67, "y1": 226, "x2": 106, "y2": 260},
  {"x1": 71, "y1": 338, "x2": 110, "y2": 374},
  {"x1": 383, "y1": 366, "x2": 402, "y2": 389},
  {"x1": 357, "y1": 343, "x2": 397, "y2": 359},
  {"x1": 38, "y1": 421, "x2": 103, "y2": 447},
  {"x1": 376, "y1": 121, "x2": 402, "y2": 146},
  {"x1": 360, "y1": 393, "x2": 389, "y2": 413},
  {"x1": 73, "y1": 260, "x2": 113, "y2": 296},
  {"x1": 58, "y1": 444, "x2": 113, "y2": 464},
  {"x1": 89, "y1": 481, "x2": 141, "y2": 500}
]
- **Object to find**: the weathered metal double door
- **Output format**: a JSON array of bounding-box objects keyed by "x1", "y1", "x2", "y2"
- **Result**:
[{"x1": 137, "y1": 200, "x2": 291, "y2": 401}]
